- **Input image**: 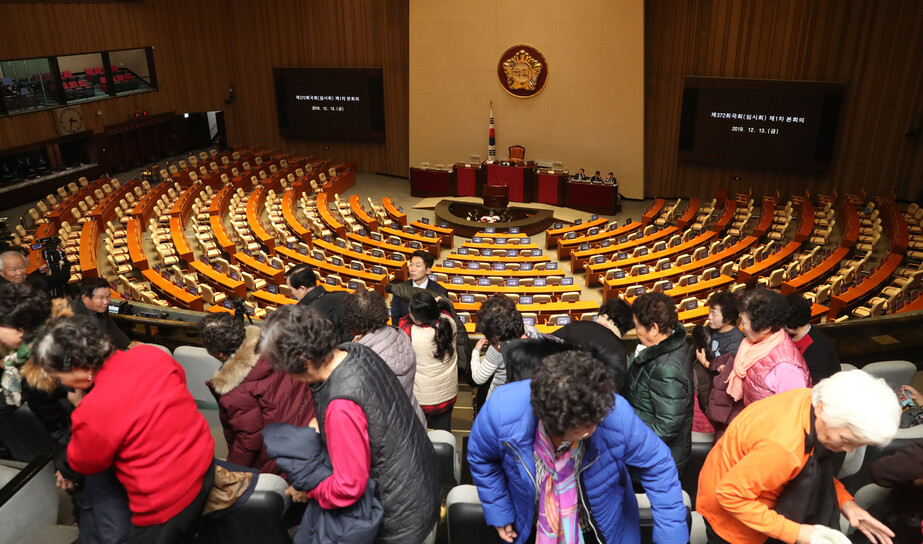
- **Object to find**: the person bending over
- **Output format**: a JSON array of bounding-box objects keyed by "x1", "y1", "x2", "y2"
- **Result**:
[
  {"x1": 36, "y1": 316, "x2": 215, "y2": 543},
  {"x1": 200, "y1": 312, "x2": 315, "y2": 476},
  {"x1": 469, "y1": 350, "x2": 688, "y2": 543},
  {"x1": 258, "y1": 305, "x2": 441, "y2": 544},
  {"x1": 697, "y1": 371, "x2": 900, "y2": 544},
  {"x1": 341, "y1": 288, "x2": 425, "y2": 426}
]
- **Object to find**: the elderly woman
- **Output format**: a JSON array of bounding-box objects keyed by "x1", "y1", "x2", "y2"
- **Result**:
[
  {"x1": 341, "y1": 288, "x2": 425, "y2": 426},
  {"x1": 469, "y1": 349, "x2": 688, "y2": 543},
  {"x1": 399, "y1": 291, "x2": 457, "y2": 431},
  {"x1": 259, "y1": 305, "x2": 440, "y2": 544},
  {"x1": 732, "y1": 289, "x2": 811, "y2": 402},
  {"x1": 0, "y1": 282, "x2": 72, "y2": 445},
  {"x1": 200, "y1": 312, "x2": 315, "y2": 476},
  {"x1": 697, "y1": 371, "x2": 900, "y2": 544},
  {"x1": 626, "y1": 291, "x2": 694, "y2": 477},
  {"x1": 34, "y1": 315, "x2": 215, "y2": 542},
  {"x1": 471, "y1": 295, "x2": 530, "y2": 403}
]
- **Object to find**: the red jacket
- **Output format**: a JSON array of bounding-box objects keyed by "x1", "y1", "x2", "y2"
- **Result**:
[
  {"x1": 67, "y1": 346, "x2": 215, "y2": 526},
  {"x1": 207, "y1": 326, "x2": 315, "y2": 476}
]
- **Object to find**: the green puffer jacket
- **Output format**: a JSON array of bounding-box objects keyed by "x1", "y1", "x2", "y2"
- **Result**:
[{"x1": 626, "y1": 323, "x2": 693, "y2": 476}]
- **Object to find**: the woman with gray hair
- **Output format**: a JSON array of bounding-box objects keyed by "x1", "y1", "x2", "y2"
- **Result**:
[
  {"x1": 33, "y1": 315, "x2": 215, "y2": 543},
  {"x1": 258, "y1": 304, "x2": 441, "y2": 544},
  {"x1": 697, "y1": 370, "x2": 901, "y2": 544}
]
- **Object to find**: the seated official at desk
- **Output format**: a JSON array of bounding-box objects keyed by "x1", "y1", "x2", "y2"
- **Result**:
[
  {"x1": 573, "y1": 168, "x2": 588, "y2": 181},
  {"x1": 591, "y1": 170, "x2": 603, "y2": 182},
  {"x1": 605, "y1": 172, "x2": 617, "y2": 185}
]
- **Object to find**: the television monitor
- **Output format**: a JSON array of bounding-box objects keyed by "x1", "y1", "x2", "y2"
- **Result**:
[
  {"x1": 274, "y1": 67, "x2": 385, "y2": 141},
  {"x1": 678, "y1": 76, "x2": 844, "y2": 172}
]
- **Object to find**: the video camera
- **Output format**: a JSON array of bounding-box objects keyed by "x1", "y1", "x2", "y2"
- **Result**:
[{"x1": 34, "y1": 236, "x2": 67, "y2": 275}]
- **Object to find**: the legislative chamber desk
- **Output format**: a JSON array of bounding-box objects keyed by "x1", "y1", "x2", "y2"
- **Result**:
[
  {"x1": 565, "y1": 180, "x2": 620, "y2": 215},
  {"x1": 485, "y1": 163, "x2": 535, "y2": 202},
  {"x1": 410, "y1": 162, "x2": 620, "y2": 215},
  {"x1": 409, "y1": 167, "x2": 455, "y2": 197},
  {"x1": 454, "y1": 163, "x2": 481, "y2": 197},
  {"x1": 535, "y1": 170, "x2": 568, "y2": 205}
]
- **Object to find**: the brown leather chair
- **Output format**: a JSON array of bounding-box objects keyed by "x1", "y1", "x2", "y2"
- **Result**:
[{"x1": 508, "y1": 145, "x2": 525, "y2": 164}]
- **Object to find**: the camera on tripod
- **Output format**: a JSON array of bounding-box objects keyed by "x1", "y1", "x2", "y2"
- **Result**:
[{"x1": 33, "y1": 236, "x2": 67, "y2": 274}]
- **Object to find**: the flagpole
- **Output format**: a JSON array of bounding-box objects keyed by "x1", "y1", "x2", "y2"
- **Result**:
[{"x1": 488, "y1": 101, "x2": 496, "y2": 164}]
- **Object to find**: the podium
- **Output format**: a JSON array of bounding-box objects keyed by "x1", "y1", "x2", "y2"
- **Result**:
[{"x1": 483, "y1": 184, "x2": 509, "y2": 208}]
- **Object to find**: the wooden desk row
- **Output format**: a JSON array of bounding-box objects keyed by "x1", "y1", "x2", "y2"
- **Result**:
[
  {"x1": 737, "y1": 240, "x2": 802, "y2": 285},
  {"x1": 674, "y1": 198, "x2": 701, "y2": 229},
  {"x1": 142, "y1": 269, "x2": 204, "y2": 312},
  {"x1": 827, "y1": 252, "x2": 904, "y2": 319},
  {"x1": 278, "y1": 189, "x2": 311, "y2": 244},
  {"x1": 603, "y1": 235, "x2": 759, "y2": 300},
  {"x1": 793, "y1": 200, "x2": 815, "y2": 242},
  {"x1": 584, "y1": 230, "x2": 719, "y2": 286},
  {"x1": 560, "y1": 222, "x2": 665, "y2": 260},
  {"x1": 439, "y1": 281, "x2": 580, "y2": 299},
  {"x1": 312, "y1": 238, "x2": 408, "y2": 282},
  {"x1": 749, "y1": 200, "x2": 776, "y2": 237},
  {"x1": 275, "y1": 246, "x2": 390, "y2": 295},
  {"x1": 452, "y1": 300, "x2": 599, "y2": 320},
  {"x1": 573, "y1": 225, "x2": 681, "y2": 273},
  {"x1": 189, "y1": 261, "x2": 247, "y2": 298},
  {"x1": 246, "y1": 187, "x2": 276, "y2": 252},
  {"x1": 780, "y1": 246, "x2": 851, "y2": 295},
  {"x1": 545, "y1": 217, "x2": 608, "y2": 249}
]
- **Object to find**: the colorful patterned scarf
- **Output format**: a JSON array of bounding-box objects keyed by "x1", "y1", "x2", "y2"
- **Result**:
[
  {"x1": 1, "y1": 342, "x2": 34, "y2": 407},
  {"x1": 534, "y1": 420, "x2": 583, "y2": 544}
]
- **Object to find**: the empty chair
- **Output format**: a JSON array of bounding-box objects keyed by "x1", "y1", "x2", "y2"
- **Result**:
[
  {"x1": 851, "y1": 297, "x2": 888, "y2": 318},
  {"x1": 560, "y1": 292, "x2": 580, "y2": 303},
  {"x1": 757, "y1": 268, "x2": 785, "y2": 289},
  {"x1": 860, "y1": 360, "x2": 916, "y2": 391}
]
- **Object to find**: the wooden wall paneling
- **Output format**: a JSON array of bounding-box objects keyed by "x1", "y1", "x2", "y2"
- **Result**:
[
  {"x1": 0, "y1": 0, "x2": 234, "y2": 155},
  {"x1": 221, "y1": 0, "x2": 409, "y2": 177},
  {"x1": 645, "y1": 0, "x2": 923, "y2": 203}
]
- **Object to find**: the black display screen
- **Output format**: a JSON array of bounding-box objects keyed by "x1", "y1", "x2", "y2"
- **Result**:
[
  {"x1": 678, "y1": 77, "x2": 844, "y2": 172},
  {"x1": 274, "y1": 67, "x2": 386, "y2": 141}
]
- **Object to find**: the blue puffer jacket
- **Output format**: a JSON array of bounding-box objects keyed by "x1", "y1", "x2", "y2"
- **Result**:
[{"x1": 468, "y1": 380, "x2": 688, "y2": 544}]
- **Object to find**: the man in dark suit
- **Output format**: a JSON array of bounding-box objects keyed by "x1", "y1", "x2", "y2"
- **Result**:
[
  {"x1": 605, "y1": 172, "x2": 618, "y2": 185},
  {"x1": 285, "y1": 263, "x2": 351, "y2": 342},
  {"x1": 389, "y1": 249, "x2": 448, "y2": 323},
  {"x1": 573, "y1": 168, "x2": 588, "y2": 181},
  {"x1": 591, "y1": 170, "x2": 604, "y2": 182}
]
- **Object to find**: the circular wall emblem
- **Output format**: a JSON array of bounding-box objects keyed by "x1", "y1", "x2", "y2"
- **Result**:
[{"x1": 497, "y1": 45, "x2": 549, "y2": 98}]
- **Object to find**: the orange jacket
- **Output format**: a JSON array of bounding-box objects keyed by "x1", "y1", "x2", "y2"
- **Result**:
[{"x1": 696, "y1": 388, "x2": 853, "y2": 544}]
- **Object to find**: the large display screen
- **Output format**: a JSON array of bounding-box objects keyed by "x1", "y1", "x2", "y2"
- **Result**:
[
  {"x1": 274, "y1": 67, "x2": 385, "y2": 141},
  {"x1": 678, "y1": 77, "x2": 844, "y2": 172}
]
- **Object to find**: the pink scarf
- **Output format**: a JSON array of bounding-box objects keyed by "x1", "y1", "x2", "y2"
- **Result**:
[
  {"x1": 726, "y1": 328, "x2": 787, "y2": 401},
  {"x1": 535, "y1": 421, "x2": 583, "y2": 544}
]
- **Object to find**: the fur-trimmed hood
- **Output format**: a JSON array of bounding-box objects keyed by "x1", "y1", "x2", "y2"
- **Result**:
[
  {"x1": 208, "y1": 326, "x2": 262, "y2": 395},
  {"x1": 21, "y1": 298, "x2": 74, "y2": 393}
]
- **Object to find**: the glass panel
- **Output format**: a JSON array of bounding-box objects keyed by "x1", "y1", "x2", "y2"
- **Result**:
[
  {"x1": 57, "y1": 52, "x2": 106, "y2": 103},
  {"x1": 1, "y1": 57, "x2": 60, "y2": 114},
  {"x1": 109, "y1": 48, "x2": 155, "y2": 96}
]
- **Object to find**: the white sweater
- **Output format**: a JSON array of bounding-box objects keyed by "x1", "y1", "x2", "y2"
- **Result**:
[{"x1": 410, "y1": 317, "x2": 458, "y2": 406}]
